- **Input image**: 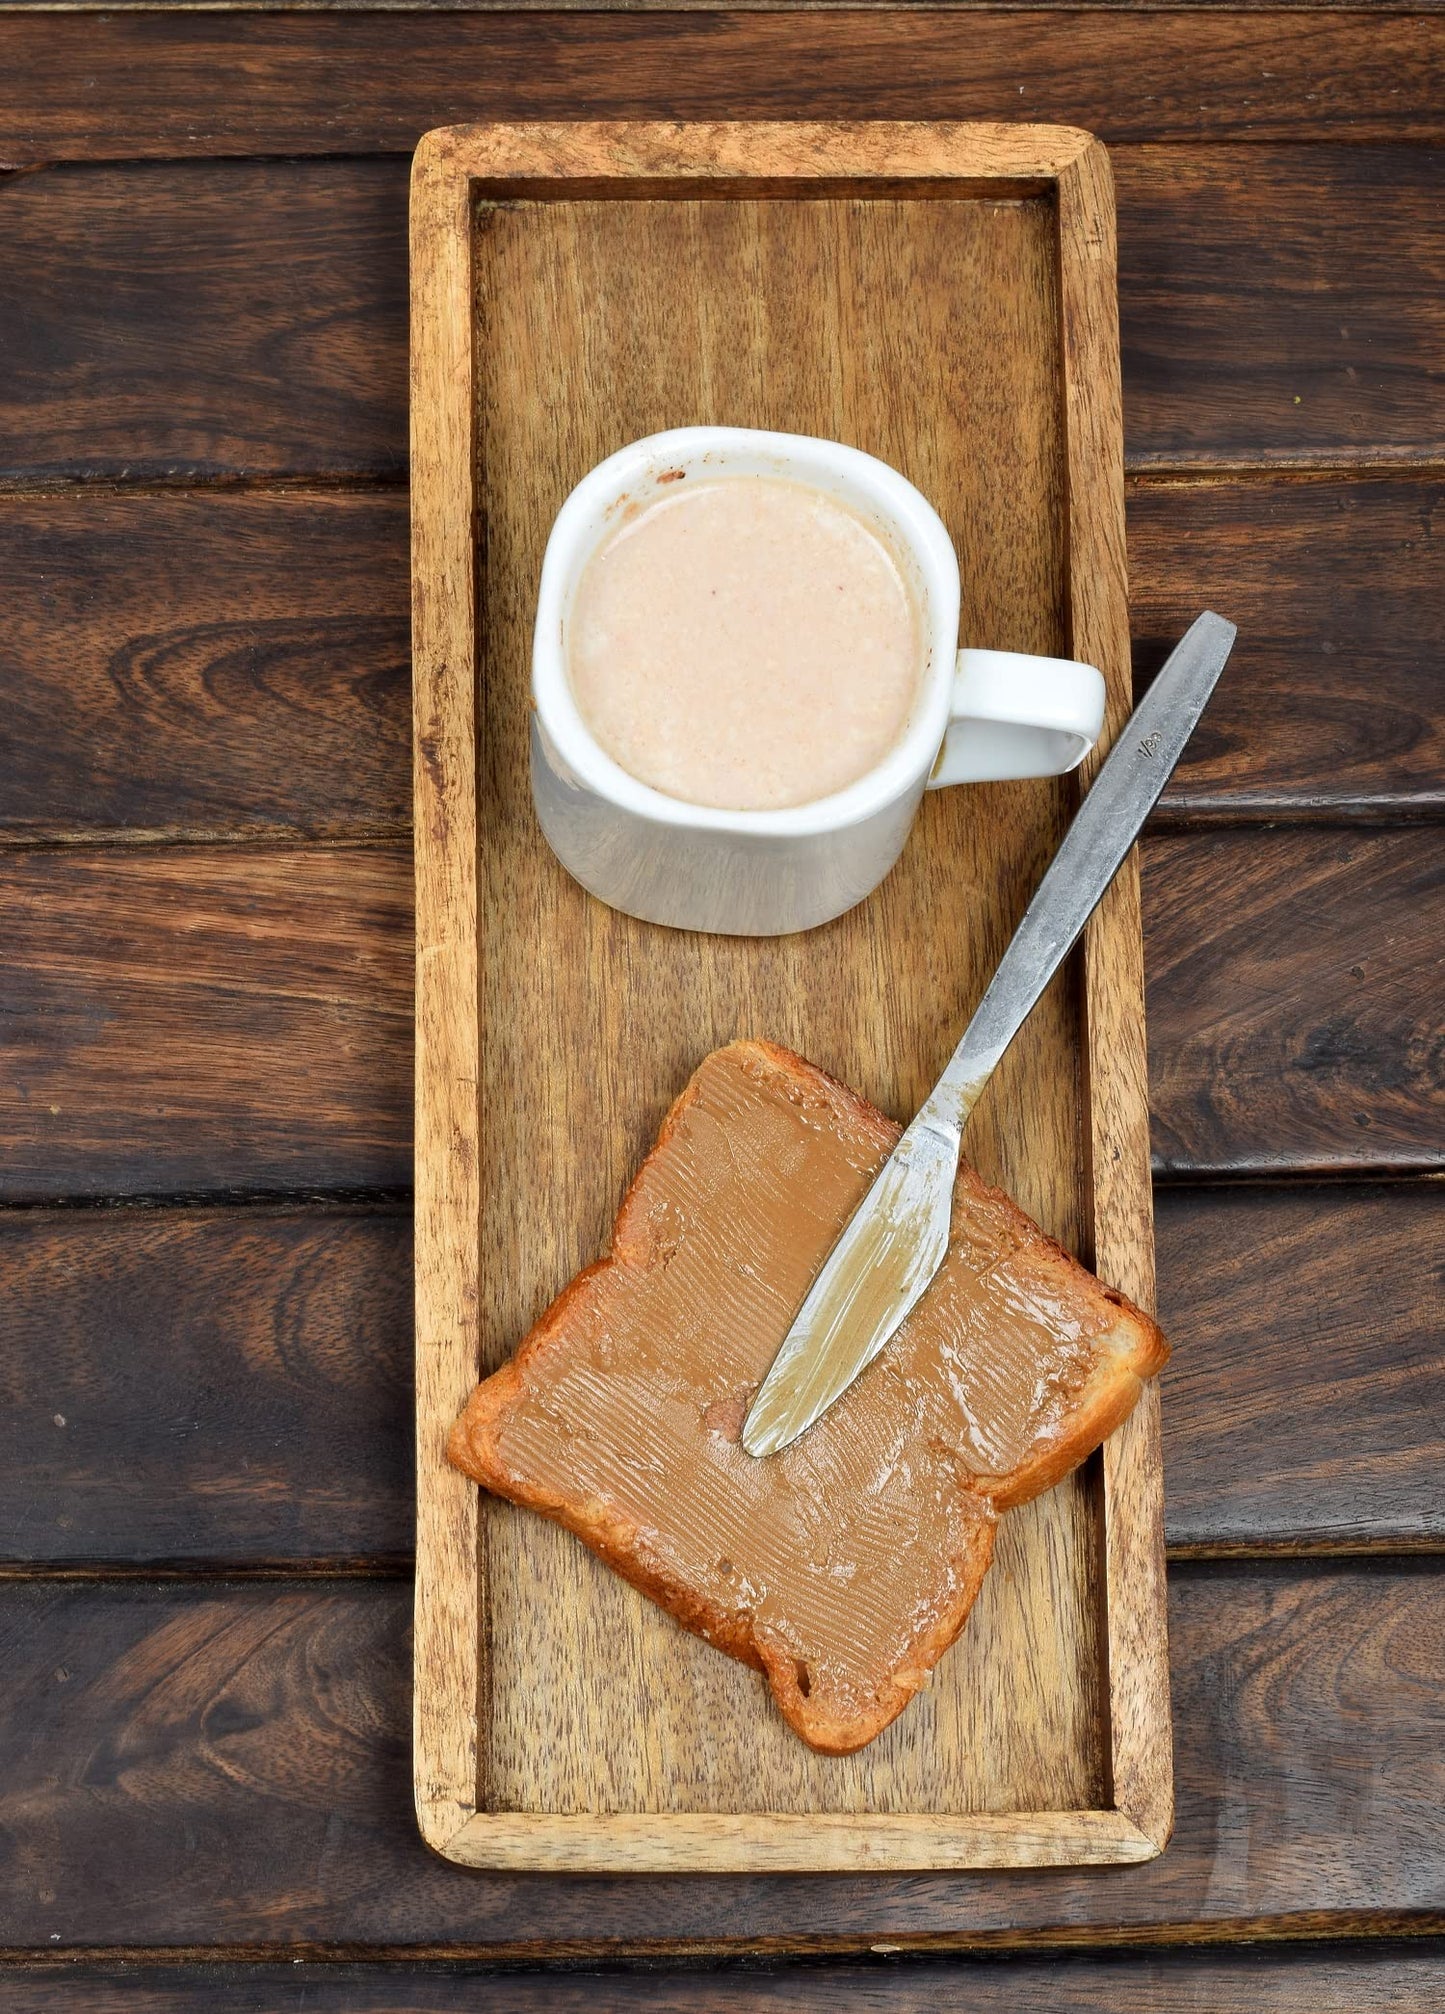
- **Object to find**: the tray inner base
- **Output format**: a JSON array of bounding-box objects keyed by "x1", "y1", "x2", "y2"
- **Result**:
[{"x1": 472, "y1": 190, "x2": 1107, "y2": 1819}]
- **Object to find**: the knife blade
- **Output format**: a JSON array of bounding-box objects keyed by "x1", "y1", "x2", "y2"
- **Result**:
[{"x1": 741, "y1": 610, "x2": 1236, "y2": 1459}]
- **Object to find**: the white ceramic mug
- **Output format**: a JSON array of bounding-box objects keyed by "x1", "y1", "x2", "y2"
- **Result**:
[{"x1": 531, "y1": 427, "x2": 1105, "y2": 936}]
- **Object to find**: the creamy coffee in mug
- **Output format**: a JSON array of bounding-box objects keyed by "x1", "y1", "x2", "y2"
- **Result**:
[
  {"x1": 567, "y1": 476, "x2": 923, "y2": 812},
  {"x1": 532, "y1": 427, "x2": 1106, "y2": 935}
]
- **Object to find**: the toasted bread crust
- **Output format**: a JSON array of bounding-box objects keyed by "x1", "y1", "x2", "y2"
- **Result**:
[
  {"x1": 938, "y1": 1160, "x2": 1169, "y2": 1511},
  {"x1": 448, "y1": 1038, "x2": 1167, "y2": 1754}
]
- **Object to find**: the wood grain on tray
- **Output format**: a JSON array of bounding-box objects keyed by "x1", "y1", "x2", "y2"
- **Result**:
[
  {"x1": 411, "y1": 119, "x2": 1164, "y2": 1871},
  {"x1": 449, "y1": 1040, "x2": 1167, "y2": 1756}
]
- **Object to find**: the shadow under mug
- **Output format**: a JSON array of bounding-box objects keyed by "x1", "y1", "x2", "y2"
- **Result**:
[{"x1": 531, "y1": 427, "x2": 1106, "y2": 937}]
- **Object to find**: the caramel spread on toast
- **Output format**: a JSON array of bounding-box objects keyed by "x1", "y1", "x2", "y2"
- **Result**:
[{"x1": 449, "y1": 1040, "x2": 1167, "y2": 1753}]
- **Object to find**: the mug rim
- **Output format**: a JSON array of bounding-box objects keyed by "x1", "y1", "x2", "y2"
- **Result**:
[{"x1": 531, "y1": 426, "x2": 960, "y2": 838}]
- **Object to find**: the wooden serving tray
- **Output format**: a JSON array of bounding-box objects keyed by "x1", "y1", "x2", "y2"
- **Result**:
[{"x1": 411, "y1": 120, "x2": 1171, "y2": 1874}]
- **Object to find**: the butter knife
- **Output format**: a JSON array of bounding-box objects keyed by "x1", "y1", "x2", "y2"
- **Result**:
[{"x1": 741, "y1": 610, "x2": 1236, "y2": 1459}]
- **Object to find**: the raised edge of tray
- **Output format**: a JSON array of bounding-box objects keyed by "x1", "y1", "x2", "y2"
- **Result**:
[
  {"x1": 411, "y1": 118, "x2": 1171, "y2": 1872},
  {"x1": 435, "y1": 1808, "x2": 1159, "y2": 1875}
]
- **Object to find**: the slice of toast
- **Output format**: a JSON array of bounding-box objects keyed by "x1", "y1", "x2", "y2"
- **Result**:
[{"x1": 449, "y1": 1039, "x2": 1168, "y2": 1754}]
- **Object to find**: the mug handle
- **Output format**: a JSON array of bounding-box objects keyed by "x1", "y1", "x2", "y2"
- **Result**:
[{"x1": 928, "y1": 648, "x2": 1107, "y2": 787}]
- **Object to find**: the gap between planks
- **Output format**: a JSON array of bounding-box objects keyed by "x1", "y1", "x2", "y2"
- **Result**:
[
  {"x1": 0, "y1": 1559, "x2": 415, "y2": 1582},
  {"x1": 4, "y1": 811, "x2": 1441, "y2": 853},
  {"x1": 0, "y1": 830, "x2": 413, "y2": 855},
  {"x1": 1, "y1": 464, "x2": 1442, "y2": 503},
  {"x1": 0, "y1": 823, "x2": 413, "y2": 850},
  {"x1": 1, "y1": 1921, "x2": 1443, "y2": 1969},
  {"x1": 0, "y1": 1187, "x2": 415, "y2": 1217},
  {"x1": 4, "y1": 1539, "x2": 1444, "y2": 1583},
  {"x1": 0, "y1": 1170, "x2": 1437, "y2": 1213},
  {"x1": 0, "y1": 471, "x2": 411, "y2": 499}
]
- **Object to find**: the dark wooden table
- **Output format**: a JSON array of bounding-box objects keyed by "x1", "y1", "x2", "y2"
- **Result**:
[{"x1": 2, "y1": 8, "x2": 1442, "y2": 2008}]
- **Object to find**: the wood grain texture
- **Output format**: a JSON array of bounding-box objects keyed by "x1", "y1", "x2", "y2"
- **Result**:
[
  {"x1": 1145, "y1": 827, "x2": 1445, "y2": 1176},
  {"x1": 1156, "y1": 1183, "x2": 1445, "y2": 1553},
  {"x1": 0, "y1": 1564, "x2": 1440, "y2": 1946},
  {"x1": 9, "y1": 0, "x2": 1441, "y2": 11},
  {"x1": 0, "y1": 828, "x2": 1437, "y2": 1204},
  {"x1": 407, "y1": 122, "x2": 482, "y2": 1862},
  {"x1": 439, "y1": 1811, "x2": 1155, "y2": 1877},
  {"x1": 0, "y1": 14, "x2": 1440, "y2": 161},
  {"x1": 3, "y1": 475, "x2": 1440, "y2": 841},
  {"x1": 5, "y1": 1947, "x2": 1444, "y2": 2012},
  {"x1": 1, "y1": 1180, "x2": 1438, "y2": 1569},
  {"x1": 1137, "y1": 475, "x2": 1445, "y2": 822},
  {"x1": 0, "y1": 844, "x2": 413, "y2": 1202},
  {"x1": 0, "y1": 490, "x2": 410, "y2": 839},
  {"x1": 409, "y1": 120, "x2": 1157, "y2": 1869},
  {"x1": 0, "y1": 1207, "x2": 412, "y2": 1569},
  {"x1": 1116, "y1": 148, "x2": 1445, "y2": 470},
  {"x1": 1057, "y1": 136, "x2": 1173, "y2": 1852},
  {"x1": 0, "y1": 161, "x2": 408, "y2": 484},
  {"x1": 2, "y1": 150, "x2": 1442, "y2": 485},
  {"x1": 0, "y1": 0, "x2": 1432, "y2": 1976}
]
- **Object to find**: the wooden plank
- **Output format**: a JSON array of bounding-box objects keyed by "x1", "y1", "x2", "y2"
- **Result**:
[
  {"x1": 0, "y1": 161, "x2": 408, "y2": 484},
  {"x1": 1145, "y1": 827, "x2": 1445, "y2": 1176},
  {"x1": 4, "y1": 1947, "x2": 1443, "y2": 2012},
  {"x1": 0, "y1": 490, "x2": 410, "y2": 839},
  {"x1": 1136, "y1": 475, "x2": 1445, "y2": 822},
  {"x1": 0, "y1": 1565, "x2": 1439, "y2": 1945},
  {"x1": 0, "y1": 1207, "x2": 412, "y2": 1569},
  {"x1": 2, "y1": 151, "x2": 1441, "y2": 486},
  {"x1": 1156, "y1": 1183, "x2": 1445, "y2": 1553},
  {"x1": 0, "y1": 15, "x2": 1440, "y2": 161},
  {"x1": 1116, "y1": 148, "x2": 1445, "y2": 470},
  {"x1": 11, "y1": 0, "x2": 1443, "y2": 12},
  {"x1": 0, "y1": 844, "x2": 413, "y2": 1202},
  {"x1": 2, "y1": 475, "x2": 1440, "y2": 841},
  {"x1": 2, "y1": 1180, "x2": 1437, "y2": 1569},
  {"x1": 0, "y1": 826, "x2": 1438, "y2": 1204}
]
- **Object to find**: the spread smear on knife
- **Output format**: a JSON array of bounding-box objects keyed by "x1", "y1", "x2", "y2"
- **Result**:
[{"x1": 448, "y1": 1040, "x2": 1168, "y2": 1755}]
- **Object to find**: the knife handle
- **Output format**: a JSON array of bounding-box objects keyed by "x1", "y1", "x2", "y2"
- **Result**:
[{"x1": 919, "y1": 610, "x2": 1236, "y2": 1139}]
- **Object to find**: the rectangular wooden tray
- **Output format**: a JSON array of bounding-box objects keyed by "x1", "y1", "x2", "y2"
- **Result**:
[{"x1": 411, "y1": 120, "x2": 1171, "y2": 1874}]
